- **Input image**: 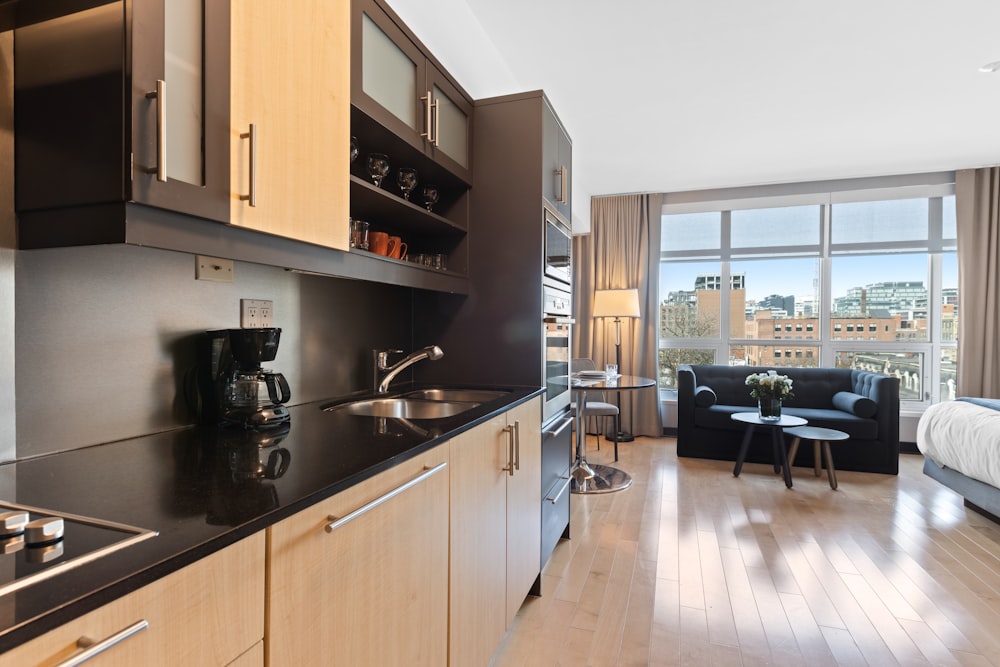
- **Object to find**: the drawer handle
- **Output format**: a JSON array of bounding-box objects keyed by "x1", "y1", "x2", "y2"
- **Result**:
[
  {"x1": 546, "y1": 476, "x2": 571, "y2": 504},
  {"x1": 325, "y1": 462, "x2": 447, "y2": 533},
  {"x1": 57, "y1": 619, "x2": 148, "y2": 667},
  {"x1": 545, "y1": 415, "x2": 573, "y2": 438}
]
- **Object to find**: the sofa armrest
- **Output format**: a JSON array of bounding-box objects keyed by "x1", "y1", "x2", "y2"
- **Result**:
[
  {"x1": 858, "y1": 371, "x2": 900, "y2": 449},
  {"x1": 677, "y1": 365, "x2": 698, "y2": 437}
]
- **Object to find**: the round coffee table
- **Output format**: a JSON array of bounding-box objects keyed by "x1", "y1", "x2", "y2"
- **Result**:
[
  {"x1": 730, "y1": 412, "x2": 807, "y2": 488},
  {"x1": 784, "y1": 425, "x2": 849, "y2": 490}
]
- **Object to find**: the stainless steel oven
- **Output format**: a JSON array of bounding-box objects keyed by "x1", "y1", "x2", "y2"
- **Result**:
[
  {"x1": 543, "y1": 284, "x2": 573, "y2": 423},
  {"x1": 544, "y1": 207, "x2": 572, "y2": 287}
]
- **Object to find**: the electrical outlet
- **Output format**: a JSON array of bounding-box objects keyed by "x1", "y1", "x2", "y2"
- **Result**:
[{"x1": 241, "y1": 299, "x2": 274, "y2": 328}]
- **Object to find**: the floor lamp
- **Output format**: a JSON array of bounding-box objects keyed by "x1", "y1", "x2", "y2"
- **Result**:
[{"x1": 592, "y1": 288, "x2": 641, "y2": 442}]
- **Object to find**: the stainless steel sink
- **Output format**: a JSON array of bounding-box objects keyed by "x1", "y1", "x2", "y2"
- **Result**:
[
  {"x1": 323, "y1": 397, "x2": 480, "y2": 419},
  {"x1": 400, "y1": 389, "x2": 510, "y2": 403}
]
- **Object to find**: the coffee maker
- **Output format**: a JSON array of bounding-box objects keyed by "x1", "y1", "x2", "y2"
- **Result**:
[{"x1": 197, "y1": 328, "x2": 291, "y2": 428}]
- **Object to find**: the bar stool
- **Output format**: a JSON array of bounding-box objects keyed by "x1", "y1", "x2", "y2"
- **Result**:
[{"x1": 784, "y1": 426, "x2": 850, "y2": 490}]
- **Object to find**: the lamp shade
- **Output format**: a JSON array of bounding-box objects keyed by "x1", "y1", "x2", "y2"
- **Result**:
[{"x1": 593, "y1": 289, "x2": 640, "y2": 318}]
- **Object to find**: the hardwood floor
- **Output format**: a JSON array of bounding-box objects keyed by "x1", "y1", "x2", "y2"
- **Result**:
[{"x1": 492, "y1": 436, "x2": 1000, "y2": 666}]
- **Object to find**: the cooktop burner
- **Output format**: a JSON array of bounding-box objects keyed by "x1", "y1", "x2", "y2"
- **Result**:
[{"x1": 0, "y1": 501, "x2": 157, "y2": 597}]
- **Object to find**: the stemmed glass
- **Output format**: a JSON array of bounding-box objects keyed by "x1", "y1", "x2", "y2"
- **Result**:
[
  {"x1": 422, "y1": 185, "x2": 439, "y2": 212},
  {"x1": 366, "y1": 153, "x2": 390, "y2": 188},
  {"x1": 397, "y1": 167, "x2": 418, "y2": 201}
]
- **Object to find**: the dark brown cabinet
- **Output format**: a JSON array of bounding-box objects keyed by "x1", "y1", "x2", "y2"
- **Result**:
[
  {"x1": 543, "y1": 107, "x2": 573, "y2": 222},
  {"x1": 351, "y1": 0, "x2": 472, "y2": 184},
  {"x1": 348, "y1": 0, "x2": 473, "y2": 289},
  {"x1": 416, "y1": 90, "x2": 573, "y2": 387},
  {"x1": 15, "y1": 0, "x2": 231, "y2": 243}
]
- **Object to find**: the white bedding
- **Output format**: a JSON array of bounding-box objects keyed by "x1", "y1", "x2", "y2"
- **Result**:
[{"x1": 917, "y1": 400, "x2": 1000, "y2": 489}]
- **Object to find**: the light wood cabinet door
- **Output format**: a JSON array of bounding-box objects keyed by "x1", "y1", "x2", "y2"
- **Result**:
[
  {"x1": 505, "y1": 398, "x2": 542, "y2": 625},
  {"x1": 0, "y1": 533, "x2": 265, "y2": 667},
  {"x1": 267, "y1": 444, "x2": 449, "y2": 667},
  {"x1": 231, "y1": 0, "x2": 350, "y2": 250},
  {"x1": 450, "y1": 398, "x2": 543, "y2": 664},
  {"x1": 449, "y1": 414, "x2": 508, "y2": 667}
]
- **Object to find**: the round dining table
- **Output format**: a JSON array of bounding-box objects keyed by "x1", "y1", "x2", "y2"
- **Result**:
[{"x1": 570, "y1": 374, "x2": 656, "y2": 494}]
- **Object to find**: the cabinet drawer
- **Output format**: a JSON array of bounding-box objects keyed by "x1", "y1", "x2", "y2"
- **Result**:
[
  {"x1": 0, "y1": 533, "x2": 265, "y2": 667},
  {"x1": 267, "y1": 444, "x2": 449, "y2": 667}
]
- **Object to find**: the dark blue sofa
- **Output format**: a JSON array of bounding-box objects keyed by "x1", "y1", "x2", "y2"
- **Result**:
[{"x1": 677, "y1": 364, "x2": 901, "y2": 475}]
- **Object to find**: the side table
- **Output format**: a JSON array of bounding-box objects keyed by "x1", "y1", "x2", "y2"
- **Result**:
[
  {"x1": 784, "y1": 425, "x2": 849, "y2": 490},
  {"x1": 730, "y1": 412, "x2": 807, "y2": 488}
]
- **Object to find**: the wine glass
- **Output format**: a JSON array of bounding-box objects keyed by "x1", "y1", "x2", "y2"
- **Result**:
[
  {"x1": 422, "y1": 184, "x2": 439, "y2": 212},
  {"x1": 397, "y1": 167, "x2": 418, "y2": 201},
  {"x1": 366, "y1": 153, "x2": 390, "y2": 188},
  {"x1": 350, "y1": 136, "x2": 359, "y2": 163}
]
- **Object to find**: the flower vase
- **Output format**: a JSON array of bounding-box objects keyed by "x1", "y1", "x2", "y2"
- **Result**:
[{"x1": 758, "y1": 398, "x2": 782, "y2": 421}]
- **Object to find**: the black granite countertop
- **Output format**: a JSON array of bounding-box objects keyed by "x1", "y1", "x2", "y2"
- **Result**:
[{"x1": 0, "y1": 384, "x2": 543, "y2": 652}]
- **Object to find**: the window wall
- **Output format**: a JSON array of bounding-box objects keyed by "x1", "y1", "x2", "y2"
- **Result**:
[{"x1": 658, "y1": 174, "x2": 957, "y2": 408}]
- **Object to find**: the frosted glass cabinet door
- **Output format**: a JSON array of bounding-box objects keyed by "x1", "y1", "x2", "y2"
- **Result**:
[
  {"x1": 428, "y1": 69, "x2": 472, "y2": 175},
  {"x1": 361, "y1": 12, "x2": 419, "y2": 132},
  {"x1": 131, "y1": 0, "x2": 230, "y2": 223},
  {"x1": 352, "y1": 0, "x2": 472, "y2": 182},
  {"x1": 354, "y1": 2, "x2": 426, "y2": 146}
]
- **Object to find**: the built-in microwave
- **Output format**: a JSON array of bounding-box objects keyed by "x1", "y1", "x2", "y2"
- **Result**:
[{"x1": 544, "y1": 207, "x2": 572, "y2": 287}]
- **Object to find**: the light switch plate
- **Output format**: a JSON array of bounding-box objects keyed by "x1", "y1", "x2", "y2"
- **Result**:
[{"x1": 196, "y1": 256, "x2": 234, "y2": 282}]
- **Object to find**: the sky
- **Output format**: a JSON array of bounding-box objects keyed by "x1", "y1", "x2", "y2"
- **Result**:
[{"x1": 661, "y1": 253, "x2": 958, "y2": 304}]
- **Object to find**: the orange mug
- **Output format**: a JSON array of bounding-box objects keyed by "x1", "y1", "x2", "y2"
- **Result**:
[
  {"x1": 387, "y1": 236, "x2": 408, "y2": 260},
  {"x1": 369, "y1": 231, "x2": 390, "y2": 255}
]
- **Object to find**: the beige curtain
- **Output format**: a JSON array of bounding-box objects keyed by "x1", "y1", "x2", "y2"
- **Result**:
[
  {"x1": 955, "y1": 168, "x2": 1000, "y2": 398},
  {"x1": 574, "y1": 193, "x2": 663, "y2": 436}
]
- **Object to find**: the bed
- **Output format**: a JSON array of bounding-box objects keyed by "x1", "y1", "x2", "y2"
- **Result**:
[{"x1": 917, "y1": 397, "x2": 1000, "y2": 520}]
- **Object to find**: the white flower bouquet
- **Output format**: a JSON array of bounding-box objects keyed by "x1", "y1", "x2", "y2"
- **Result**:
[{"x1": 745, "y1": 370, "x2": 794, "y2": 400}]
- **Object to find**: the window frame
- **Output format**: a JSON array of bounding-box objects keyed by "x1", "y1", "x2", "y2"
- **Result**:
[{"x1": 658, "y1": 173, "x2": 957, "y2": 409}]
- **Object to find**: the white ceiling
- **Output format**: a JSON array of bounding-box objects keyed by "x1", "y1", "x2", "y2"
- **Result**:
[{"x1": 387, "y1": 0, "x2": 1000, "y2": 221}]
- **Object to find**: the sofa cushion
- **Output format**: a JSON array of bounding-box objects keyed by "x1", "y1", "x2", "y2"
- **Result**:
[
  {"x1": 694, "y1": 385, "x2": 717, "y2": 407},
  {"x1": 693, "y1": 405, "x2": 879, "y2": 440},
  {"x1": 832, "y1": 391, "x2": 877, "y2": 418}
]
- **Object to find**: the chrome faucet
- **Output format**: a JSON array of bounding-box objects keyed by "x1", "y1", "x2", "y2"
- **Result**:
[{"x1": 374, "y1": 345, "x2": 444, "y2": 393}]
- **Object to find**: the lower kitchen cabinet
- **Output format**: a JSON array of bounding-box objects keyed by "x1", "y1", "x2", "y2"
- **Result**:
[
  {"x1": 450, "y1": 397, "x2": 541, "y2": 666},
  {"x1": 265, "y1": 443, "x2": 450, "y2": 666},
  {"x1": 0, "y1": 533, "x2": 265, "y2": 667}
]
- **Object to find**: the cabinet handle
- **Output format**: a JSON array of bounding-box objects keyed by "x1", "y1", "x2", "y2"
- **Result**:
[
  {"x1": 240, "y1": 124, "x2": 257, "y2": 207},
  {"x1": 554, "y1": 166, "x2": 567, "y2": 204},
  {"x1": 144, "y1": 80, "x2": 166, "y2": 182},
  {"x1": 502, "y1": 424, "x2": 515, "y2": 476},
  {"x1": 325, "y1": 462, "x2": 447, "y2": 533},
  {"x1": 432, "y1": 97, "x2": 440, "y2": 147},
  {"x1": 545, "y1": 415, "x2": 574, "y2": 438},
  {"x1": 546, "y1": 476, "x2": 572, "y2": 504},
  {"x1": 513, "y1": 420, "x2": 521, "y2": 472},
  {"x1": 420, "y1": 91, "x2": 433, "y2": 142},
  {"x1": 56, "y1": 619, "x2": 148, "y2": 667}
]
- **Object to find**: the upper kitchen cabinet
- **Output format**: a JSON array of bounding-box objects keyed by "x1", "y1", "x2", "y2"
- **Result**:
[
  {"x1": 14, "y1": 0, "x2": 232, "y2": 244},
  {"x1": 543, "y1": 103, "x2": 572, "y2": 223},
  {"x1": 351, "y1": 0, "x2": 472, "y2": 184},
  {"x1": 230, "y1": 0, "x2": 350, "y2": 250}
]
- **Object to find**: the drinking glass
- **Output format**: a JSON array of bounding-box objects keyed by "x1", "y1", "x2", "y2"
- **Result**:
[
  {"x1": 397, "y1": 167, "x2": 418, "y2": 201},
  {"x1": 350, "y1": 219, "x2": 369, "y2": 249},
  {"x1": 350, "y1": 136, "x2": 359, "y2": 163},
  {"x1": 366, "y1": 153, "x2": 390, "y2": 187},
  {"x1": 605, "y1": 363, "x2": 618, "y2": 378},
  {"x1": 422, "y1": 184, "x2": 439, "y2": 212}
]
